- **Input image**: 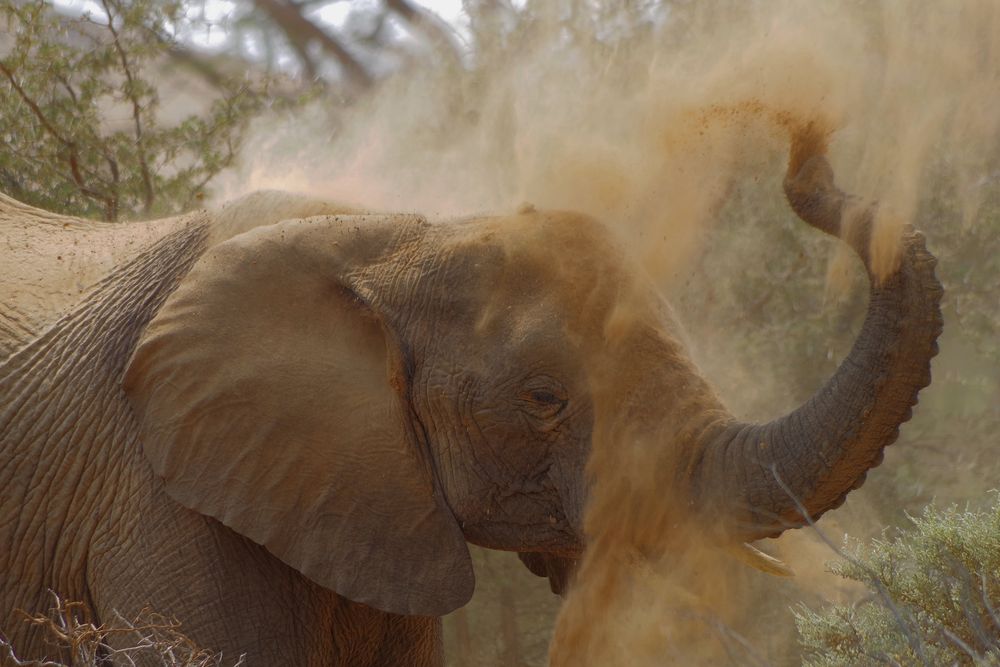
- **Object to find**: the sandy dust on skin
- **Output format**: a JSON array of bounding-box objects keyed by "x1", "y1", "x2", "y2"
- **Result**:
[{"x1": 212, "y1": 1, "x2": 1000, "y2": 663}]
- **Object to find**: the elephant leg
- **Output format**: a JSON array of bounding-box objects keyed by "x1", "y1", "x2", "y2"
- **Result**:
[
  {"x1": 332, "y1": 598, "x2": 443, "y2": 667},
  {"x1": 87, "y1": 481, "x2": 442, "y2": 666},
  {"x1": 87, "y1": 483, "x2": 340, "y2": 664}
]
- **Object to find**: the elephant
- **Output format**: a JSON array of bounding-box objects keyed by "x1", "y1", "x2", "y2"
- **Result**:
[{"x1": 0, "y1": 130, "x2": 942, "y2": 665}]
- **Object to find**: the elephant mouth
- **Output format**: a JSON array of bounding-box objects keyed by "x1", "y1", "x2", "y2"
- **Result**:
[{"x1": 517, "y1": 552, "x2": 579, "y2": 596}]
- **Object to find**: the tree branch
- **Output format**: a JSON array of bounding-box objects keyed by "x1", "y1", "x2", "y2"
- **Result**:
[
  {"x1": 0, "y1": 59, "x2": 115, "y2": 217},
  {"x1": 163, "y1": 40, "x2": 230, "y2": 90},
  {"x1": 253, "y1": 0, "x2": 373, "y2": 88},
  {"x1": 385, "y1": 0, "x2": 463, "y2": 62},
  {"x1": 99, "y1": 0, "x2": 153, "y2": 215}
]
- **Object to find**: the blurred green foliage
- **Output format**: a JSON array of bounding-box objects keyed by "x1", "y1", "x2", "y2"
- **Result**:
[{"x1": 0, "y1": 0, "x2": 267, "y2": 220}]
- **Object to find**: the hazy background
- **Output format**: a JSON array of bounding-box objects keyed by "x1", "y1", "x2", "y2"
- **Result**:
[
  {"x1": 208, "y1": 4, "x2": 999, "y2": 660},
  {"x1": 5, "y1": 0, "x2": 998, "y2": 663}
]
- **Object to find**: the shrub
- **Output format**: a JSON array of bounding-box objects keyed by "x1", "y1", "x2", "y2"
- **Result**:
[{"x1": 796, "y1": 496, "x2": 1000, "y2": 666}]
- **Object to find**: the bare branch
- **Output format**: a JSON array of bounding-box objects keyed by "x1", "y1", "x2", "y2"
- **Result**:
[
  {"x1": 253, "y1": 0, "x2": 372, "y2": 88},
  {"x1": 54, "y1": 73, "x2": 80, "y2": 106},
  {"x1": 385, "y1": 0, "x2": 463, "y2": 62},
  {"x1": 771, "y1": 465, "x2": 932, "y2": 667},
  {"x1": 162, "y1": 41, "x2": 230, "y2": 90}
]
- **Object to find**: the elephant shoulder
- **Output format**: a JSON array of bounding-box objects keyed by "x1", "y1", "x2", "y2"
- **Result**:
[{"x1": 0, "y1": 195, "x2": 197, "y2": 363}]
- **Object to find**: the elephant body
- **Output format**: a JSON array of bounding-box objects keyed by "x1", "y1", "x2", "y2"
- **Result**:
[
  {"x1": 0, "y1": 135, "x2": 943, "y2": 665},
  {"x1": 1, "y1": 193, "x2": 441, "y2": 664}
]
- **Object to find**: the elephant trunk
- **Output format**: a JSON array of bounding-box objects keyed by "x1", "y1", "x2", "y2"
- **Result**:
[{"x1": 695, "y1": 131, "x2": 944, "y2": 541}]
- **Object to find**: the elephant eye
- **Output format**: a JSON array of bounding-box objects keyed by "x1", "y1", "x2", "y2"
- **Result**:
[
  {"x1": 529, "y1": 389, "x2": 562, "y2": 405},
  {"x1": 518, "y1": 381, "x2": 568, "y2": 420}
]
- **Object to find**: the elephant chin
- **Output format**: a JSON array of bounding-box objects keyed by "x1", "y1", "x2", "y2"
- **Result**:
[{"x1": 517, "y1": 552, "x2": 579, "y2": 596}]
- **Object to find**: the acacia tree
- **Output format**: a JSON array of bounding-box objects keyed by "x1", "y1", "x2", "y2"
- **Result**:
[
  {"x1": 0, "y1": 0, "x2": 268, "y2": 220},
  {"x1": 207, "y1": 0, "x2": 460, "y2": 88},
  {"x1": 0, "y1": 0, "x2": 469, "y2": 221}
]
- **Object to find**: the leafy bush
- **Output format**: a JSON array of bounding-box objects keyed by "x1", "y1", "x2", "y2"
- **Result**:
[{"x1": 796, "y1": 496, "x2": 1000, "y2": 666}]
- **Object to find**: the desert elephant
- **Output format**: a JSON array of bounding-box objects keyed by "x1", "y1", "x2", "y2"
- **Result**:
[{"x1": 0, "y1": 132, "x2": 942, "y2": 665}]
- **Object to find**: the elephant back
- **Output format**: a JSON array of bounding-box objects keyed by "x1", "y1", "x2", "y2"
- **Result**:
[
  {"x1": 0, "y1": 193, "x2": 196, "y2": 363},
  {"x1": 0, "y1": 190, "x2": 358, "y2": 364}
]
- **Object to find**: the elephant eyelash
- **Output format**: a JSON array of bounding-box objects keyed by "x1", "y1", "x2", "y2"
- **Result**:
[
  {"x1": 517, "y1": 388, "x2": 568, "y2": 419},
  {"x1": 528, "y1": 389, "x2": 563, "y2": 405}
]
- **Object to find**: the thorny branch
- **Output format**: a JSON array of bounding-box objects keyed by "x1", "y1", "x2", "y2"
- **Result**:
[{"x1": 0, "y1": 59, "x2": 116, "y2": 217}]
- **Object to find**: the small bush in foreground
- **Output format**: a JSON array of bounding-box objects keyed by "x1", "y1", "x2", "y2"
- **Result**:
[
  {"x1": 796, "y1": 496, "x2": 1000, "y2": 666},
  {"x1": 0, "y1": 592, "x2": 244, "y2": 666}
]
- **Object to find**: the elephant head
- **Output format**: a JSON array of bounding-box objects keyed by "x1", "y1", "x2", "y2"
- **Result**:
[{"x1": 123, "y1": 131, "x2": 942, "y2": 617}]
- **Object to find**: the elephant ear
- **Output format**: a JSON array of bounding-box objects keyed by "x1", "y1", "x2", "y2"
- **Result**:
[{"x1": 123, "y1": 215, "x2": 474, "y2": 616}]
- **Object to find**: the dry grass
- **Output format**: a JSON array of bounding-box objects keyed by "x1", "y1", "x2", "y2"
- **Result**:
[{"x1": 0, "y1": 592, "x2": 244, "y2": 667}]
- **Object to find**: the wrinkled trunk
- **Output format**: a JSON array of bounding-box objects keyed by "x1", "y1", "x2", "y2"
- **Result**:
[{"x1": 696, "y1": 134, "x2": 944, "y2": 540}]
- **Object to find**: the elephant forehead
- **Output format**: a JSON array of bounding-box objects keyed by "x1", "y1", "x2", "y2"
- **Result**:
[
  {"x1": 510, "y1": 215, "x2": 635, "y2": 320},
  {"x1": 454, "y1": 212, "x2": 630, "y2": 297},
  {"x1": 502, "y1": 210, "x2": 623, "y2": 263},
  {"x1": 441, "y1": 211, "x2": 641, "y2": 345}
]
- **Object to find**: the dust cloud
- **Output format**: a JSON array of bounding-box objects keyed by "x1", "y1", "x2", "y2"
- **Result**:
[
  {"x1": 217, "y1": 1, "x2": 998, "y2": 280},
  {"x1": 215, "y1": 0, "x2": 1000, "y2": 663}
]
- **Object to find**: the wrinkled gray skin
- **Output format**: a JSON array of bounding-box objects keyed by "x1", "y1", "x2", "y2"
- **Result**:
[{"x1": 0, "y1": 140, "x2": 942, "y2": 665}]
